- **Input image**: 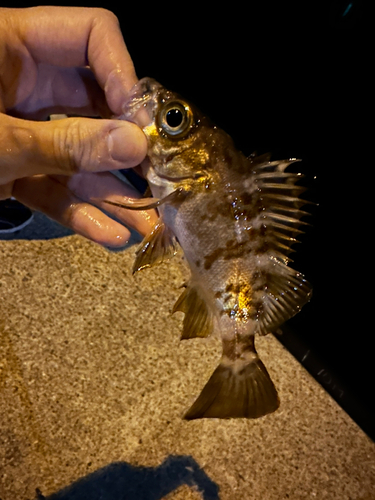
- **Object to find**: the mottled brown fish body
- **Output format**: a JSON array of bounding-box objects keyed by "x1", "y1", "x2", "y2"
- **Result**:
[{"x1": 109, "y1": 78, "x2": 312, "y2": 420}]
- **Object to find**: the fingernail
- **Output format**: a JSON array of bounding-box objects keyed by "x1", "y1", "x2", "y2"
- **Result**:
[
  {"x1": 107, "y1": 122, "x2": 147, "y2": 167},
  {"x1": 104, "y1": 68, "x2": 137, "y2": 115}
]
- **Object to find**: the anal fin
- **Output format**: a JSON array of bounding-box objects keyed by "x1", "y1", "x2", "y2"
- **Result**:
[
  {"x1": 184, "y1": 354, "x2": 279, "y2": 420},
  {"x1": 173, "y1": 285, "x2": 213, "y2": 339}
]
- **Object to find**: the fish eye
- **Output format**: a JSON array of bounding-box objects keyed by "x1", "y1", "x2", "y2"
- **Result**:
[
  {"x1": 166, "y1": 108, "x2": 184, "y2": 128},
  {"x1": 159, "y1": 100, "x2": 193, "y2": 138}
]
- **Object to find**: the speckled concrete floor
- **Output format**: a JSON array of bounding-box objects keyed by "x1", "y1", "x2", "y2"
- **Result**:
[{"x1": 1, "y1": 219, "x2": 374, "y2": 500}]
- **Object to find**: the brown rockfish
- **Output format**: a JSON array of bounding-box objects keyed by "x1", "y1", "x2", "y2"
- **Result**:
[{"x1": 105, "y1": 77, "x2": 312, "y2": 420}]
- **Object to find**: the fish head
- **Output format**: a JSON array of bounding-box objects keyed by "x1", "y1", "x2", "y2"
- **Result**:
[{"x1": 122, "y1": 77, "x2": 228, "y2": 189}]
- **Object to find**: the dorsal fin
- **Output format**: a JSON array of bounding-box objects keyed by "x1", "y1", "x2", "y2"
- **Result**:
[
  {"x1": 240, "y1": 156, "x2": 313, "y2": 333},
  {"x1": 251, "y1": 157, "x2": 312, "y2": 263}
]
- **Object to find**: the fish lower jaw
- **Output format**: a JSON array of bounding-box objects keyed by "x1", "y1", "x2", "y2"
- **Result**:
[
  {"x1": 151, "y1": 165, "x2": 204, "y2": 183},
  {"x1": 155, "y1": 172, "x2": 194, "y2": 182},
  {"x1": 146, "y1": 166, "x2": 176, "y2": 196}
]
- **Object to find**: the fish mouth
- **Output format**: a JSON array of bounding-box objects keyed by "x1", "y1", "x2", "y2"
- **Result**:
[
  {"x1": 121, "y1": 77, "x2": 163, "y2": 127},
  {"x1": 145, "y1": 163, "x2": 204, "y2": 185},
  {"x1": 156, "y1": 171, "x2": 204, "y2": 182}
]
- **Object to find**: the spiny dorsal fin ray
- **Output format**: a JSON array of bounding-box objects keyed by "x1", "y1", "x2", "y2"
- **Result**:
[
  {"x1": 133, "y1": 219, "x2": 178, "y2": 273},
  {"x1": 266, "y1": 212, "x2": 310, "y2": 227},
  {"x1": 261, "y1": 193, "x2": 310, "y2": 208},
  {"x1": 243, "y1": 156, "x2": 313, "y2": 331},
  {"x1": 273, "y1": 231, "x2": 299, "y2": 244},
  {"x1": 252, "y1": 158, "x2": 300, "y2": 173},
  {"x1": 248, "y1": 152, "x2": 272, "y2": 165},
  {"x1": 255, "y1": 171, "x2": 304, "y2": 181},
  {"x1": 261, "y1": 183, "x2": 306, "y2": 195},
  {"x1": 268, "y1": 221, "x2": 306, "y2": 235},
  {"x1": 172, "y1": 284, "x2": 213, "y2": 339},
  {"x1": 247, "y1": 157, "x2": 311, "y2": 261},
  {"x1": 268, "y1": 205, "x2": 311, "y2": 219}
]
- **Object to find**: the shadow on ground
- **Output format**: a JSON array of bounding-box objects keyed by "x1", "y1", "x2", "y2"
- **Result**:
[{"x1": 36, "y1": 455, "x2": 220, "y2": 500}]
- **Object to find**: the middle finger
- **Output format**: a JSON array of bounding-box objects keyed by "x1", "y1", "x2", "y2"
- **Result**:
[
  {"x1": 53, "y1": 171, "x2": 157, "y2": 236},
  {"x1": 9, "y1": 65, "x2": 111, "y2": 120},
  {"x1": 12, "y1": 174, "x2": 132, "y2": 247}
]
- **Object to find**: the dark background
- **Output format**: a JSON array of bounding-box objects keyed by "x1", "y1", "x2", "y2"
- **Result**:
[{"x1": 6, "y1": 1, "x2": 372, "y2": 437}]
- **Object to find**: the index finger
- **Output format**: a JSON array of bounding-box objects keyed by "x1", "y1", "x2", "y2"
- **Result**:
[{"x1": 11, "y1": 6, "x2": 137, "y2": 114}]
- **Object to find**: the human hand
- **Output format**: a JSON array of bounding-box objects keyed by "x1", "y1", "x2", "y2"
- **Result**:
[{"x1": 0, "y1": 6, "x2": 156, "y2": 246}]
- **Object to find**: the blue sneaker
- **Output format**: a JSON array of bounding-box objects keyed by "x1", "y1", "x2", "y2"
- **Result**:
[{"x1": 0, "y1": 199, "x2": 33, "y2": 234}]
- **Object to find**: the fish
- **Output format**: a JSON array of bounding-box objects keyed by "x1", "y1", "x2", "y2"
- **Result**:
[{"x1": 104, "y1": 77, "x2": 312, "y2": 420}]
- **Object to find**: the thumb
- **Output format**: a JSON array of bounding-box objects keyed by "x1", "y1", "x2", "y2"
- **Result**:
[{"x1": 0, "y1": 113, "x2": 147, "y2": 184}]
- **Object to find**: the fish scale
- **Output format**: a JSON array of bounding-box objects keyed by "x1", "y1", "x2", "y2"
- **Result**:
[{"x1": 104, "y1": 78, "x2": 312, "y2": 420}]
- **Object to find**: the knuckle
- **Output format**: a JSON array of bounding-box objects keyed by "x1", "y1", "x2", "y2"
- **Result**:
[
  {"x1": 52, "y1": 119, "x2": 96, "y2": 174},
  {"x1": 64, "y1": 201, "x2": 81, "y2": 230},
  {"x1": 90, "y1": 8, "x2": 119, "y2": 28},
  {"x1": 1, "y1": 121, "x2": 38, "y2": 181},
  {"x1": 53, "y1": 120, "x2": 78, "y2": 174}
]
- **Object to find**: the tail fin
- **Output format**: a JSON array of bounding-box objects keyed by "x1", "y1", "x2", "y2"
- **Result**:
[{"x1": 184, "y1": 356, "x2": 279, "y2": 420}]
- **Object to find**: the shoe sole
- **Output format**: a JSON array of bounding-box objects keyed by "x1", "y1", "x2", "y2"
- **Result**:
[{"x1": 0, "y1": 214, "x2": 34, "y2": 234}]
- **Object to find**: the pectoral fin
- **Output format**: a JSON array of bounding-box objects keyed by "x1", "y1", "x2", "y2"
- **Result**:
[
  {"x1": 102, "y1": 197, "x2": 161, "y2": 210},
  {"x1": 173, "y1": 285, "x2": 213, "y2": 339},
  {"x1": 133, "y1": 220, "x2": 178, "y2": 273},
  {"x1": 101, "y1": 188, "x2": 187, "y2": 211}
]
